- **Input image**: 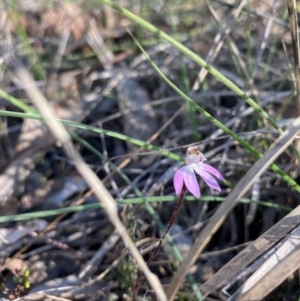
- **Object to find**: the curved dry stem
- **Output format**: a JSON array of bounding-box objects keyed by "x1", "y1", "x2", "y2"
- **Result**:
[{"x1": 134, "y1": 185, "x2": 187, "y2": 298}]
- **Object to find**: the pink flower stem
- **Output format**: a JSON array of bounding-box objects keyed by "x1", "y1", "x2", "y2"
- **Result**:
[{"x1": 133, "y1": 184, "x2": 187, "y2": 299}]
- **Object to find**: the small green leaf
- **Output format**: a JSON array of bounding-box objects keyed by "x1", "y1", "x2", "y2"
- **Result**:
[
  {"x1": 13, "y1": 276, "x2": 22, "y2": 284},
  {"x1": 24, "y1": 280, "x2": 30, "y2": 289},
  {"x1": 23, "y1": 268, "x2": 30, "y2": 278}
]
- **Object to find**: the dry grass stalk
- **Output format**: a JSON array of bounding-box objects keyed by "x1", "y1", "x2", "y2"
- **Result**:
[{"x1": 12, "y1": 63, "x2": 167, "y2": 301}]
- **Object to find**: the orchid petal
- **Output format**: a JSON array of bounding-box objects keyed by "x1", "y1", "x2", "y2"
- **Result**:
[
  {"x1": 183, "y1": 166, "x2": 200, "y2": 197},
  {"x1": 173, "y1": 167, "x2": 185, "y2": 195},
  {"x1": 194, "y1": 167, "x2": 221, "y2": 191},
  {"x1": 201, "y1": 164, "x2": 225, "y2": 181}
]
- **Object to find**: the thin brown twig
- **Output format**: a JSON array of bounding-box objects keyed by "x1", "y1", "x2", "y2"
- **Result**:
[{"x1": 133, "y1": 185, "x2": 187, "y2": 299}]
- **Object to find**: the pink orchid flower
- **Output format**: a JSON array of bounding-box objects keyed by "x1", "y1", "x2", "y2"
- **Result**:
[{"x1": 173, "y1": 146, "x2": 225, "y2": 197}]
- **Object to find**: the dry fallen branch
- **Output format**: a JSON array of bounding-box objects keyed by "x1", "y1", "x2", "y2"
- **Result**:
[
  {"x1": 200, "y1": 204, "x2": 300, "y2": 297},
  {"x1": 228, "y1": 224, "x2": 300, "y2": 300}
]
